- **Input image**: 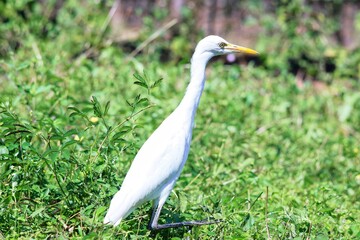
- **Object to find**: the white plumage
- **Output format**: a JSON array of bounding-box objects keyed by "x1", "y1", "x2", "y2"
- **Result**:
[{"x1": 104, "y1": 35, "x2": 258, "y2": 229}]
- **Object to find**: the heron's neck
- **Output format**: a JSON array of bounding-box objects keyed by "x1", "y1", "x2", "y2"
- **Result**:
[{"x1": 177, "y1": 53, "x2": 212, "y2": 124}]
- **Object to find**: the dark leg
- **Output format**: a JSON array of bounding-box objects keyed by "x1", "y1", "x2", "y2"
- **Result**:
[{"x1": 148, "y1": 198, "x2": 221, "y2": 230}]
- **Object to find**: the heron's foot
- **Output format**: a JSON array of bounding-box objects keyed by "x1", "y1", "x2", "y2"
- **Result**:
[{"x1": 149, "y1": 218, "x2": 223, "y2": 230}]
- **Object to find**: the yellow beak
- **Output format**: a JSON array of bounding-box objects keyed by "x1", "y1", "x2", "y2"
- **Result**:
[{"x1": 225, "y1": 44, "x2": 259, "y2": 55}]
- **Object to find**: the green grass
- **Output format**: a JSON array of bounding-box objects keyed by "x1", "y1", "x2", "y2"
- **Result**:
[{"x1": 1, "y1": 1, "x2": 360, "y2": 239}]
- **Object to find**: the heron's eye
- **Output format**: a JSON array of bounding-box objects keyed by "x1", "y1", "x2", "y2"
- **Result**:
[{"x1": 218, "y1": 42, "x2": 227, "y2": 48}]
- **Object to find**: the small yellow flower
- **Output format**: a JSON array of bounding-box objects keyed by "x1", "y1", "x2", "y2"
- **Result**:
[
  {"x1": 356, "y1": 175, "x2": 360, "y2": 185},
  {"x1": 74, "y1": 135, "x2": 83, "y2": 142},
  {"x1": 90, "y1": 116, "x2": 99, "y2": 123}
]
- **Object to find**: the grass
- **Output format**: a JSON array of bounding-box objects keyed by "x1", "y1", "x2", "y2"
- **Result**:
[{"x1": 1, "y1": 1, "x2": 360, "y2": 239}]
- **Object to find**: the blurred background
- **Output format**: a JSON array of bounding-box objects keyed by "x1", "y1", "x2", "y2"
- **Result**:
[{"x1": 1, "y1": 0, "x2": 360, "y2": 84}]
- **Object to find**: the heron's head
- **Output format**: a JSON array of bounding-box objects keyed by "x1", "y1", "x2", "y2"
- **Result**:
[{"x1": 194, "y1": 35, "x2": 258, "y2": 58}]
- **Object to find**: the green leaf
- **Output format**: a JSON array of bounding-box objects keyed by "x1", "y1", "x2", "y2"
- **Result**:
[
  {"x1": 151, "y1": 77, "x2": 163, "y2": 88},
  {"x1": 133, "y1": 71, "x2": 149, "y2": 89},
  {"x1": 30, "y1": 207, "x2": 46, "y2": 218},
  {"x1": 91, "y1": 96, "x2": 103, "y2": 118},
  {"x1": 94, "y1": 206, "x2": 107, "y2": 219},
  {"x1": 42, "y1": 149, "x2": 59, "y2": 158},
  {"x1": 67, "y1": 106, "x2": 81, "y2": 113},
  {"x1": 104, "y1": 101, "x2": 110, "y2": 116},
  {"x1": 64, "y1": 129, "x2": 78, "y2": 137},
  {"x1": 134, "y1": 80, "x2": 148, "y2": 88},
  {"x1": 137, "y1": 97, "x2": 148, "y2": 105},
  {"x1": 61, "y1": 140, "x2": 77, "y2": 150},
  {"x1": 241, "y1": 213, "x2": 254, "y2": 231},
  {"x1": 133, "y1": 72, "x2": 145, "y2": 82},
  {"x1": 126, "y1": 100, "x2": 134, "y2": 108},
  {"x1": 112, "y1": 126, "x2": 132, "y2": 139}
]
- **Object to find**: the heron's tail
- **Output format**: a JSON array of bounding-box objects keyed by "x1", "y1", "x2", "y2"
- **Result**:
[
  {"x1": 103, "y1": 190, "x2": 135, "y2": 227},
  {"x1": 103, "y1": 214, "x2": 122, "y2": 226}
]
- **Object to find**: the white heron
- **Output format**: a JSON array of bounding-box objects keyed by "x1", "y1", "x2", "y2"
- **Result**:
[{"x1": 104, "y1": 35, "x2": 258, "y2": 230}]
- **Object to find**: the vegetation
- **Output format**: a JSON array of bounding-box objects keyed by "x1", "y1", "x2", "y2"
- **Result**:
[{"x1": 1, "y1": 1, "x2": 359, "y2": 239}]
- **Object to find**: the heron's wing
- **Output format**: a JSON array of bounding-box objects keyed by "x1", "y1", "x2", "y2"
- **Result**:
[
  {"x1": 123, "y1": 125, "x2": 188, "y2": 199},
  {"x1": 104, "y1": 116, "x2": 190, "y2": 225}
]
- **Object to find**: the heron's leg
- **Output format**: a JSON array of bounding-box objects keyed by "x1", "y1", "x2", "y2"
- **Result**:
[
  {"x1": 148, "y1": 198, "x2": 163, "y2": 230},
  {"x1": 148, "y1": 197, "x2": 221, "y2": 230}
]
